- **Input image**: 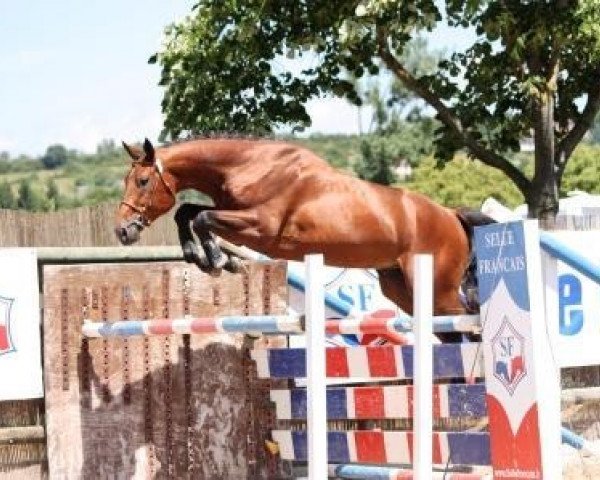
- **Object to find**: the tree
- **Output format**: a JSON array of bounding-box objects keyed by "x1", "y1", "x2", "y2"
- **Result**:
[
  {"x1": 16, "y1": 180, "x2": 45, "y2": 211},
  {"x1": 355, "y1": 140, "x2": 397, "y2": 185},
  {"x1": 41, "y1": 144, "x2": 68, "y2": 170},
  {"x1": 153, "y1": 1, "x2": 600, "y2": 221},
  {"x1": 387, "y1": 35, "x2": 443, "y2": 123},
  {"x1": 405, "y1": 155, "x2": 524, "y2": 209},
  {"x1": 46, "y1": 179, "x2": 63, "y2": 210},
  {"x1": 0, "y1": 182, "x2": 16, "y2": 209},
  {"x1": 96, "y1": 139, "x2": 118, "y2": 157}
]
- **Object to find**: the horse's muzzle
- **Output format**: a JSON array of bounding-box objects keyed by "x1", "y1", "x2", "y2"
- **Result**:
[{"x1": 115, "y1": 220, "x2": 143, "y2": 245}]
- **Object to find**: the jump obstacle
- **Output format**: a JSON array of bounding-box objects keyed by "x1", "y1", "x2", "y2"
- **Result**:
[
  {"x1": 82, "y1": 313, "x2": 481, "y2": 338},
  {"x1": 81, "y1": 220, "x2": 600, "y2": 479}
]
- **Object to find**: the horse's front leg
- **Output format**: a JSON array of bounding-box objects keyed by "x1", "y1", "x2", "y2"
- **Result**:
[
  {"x1": 192, "y1": 209, "x2": 261, "y2": 272},
  {"x1": 174, "y1": 202, "x2": 246, "y2": 275},
  {"x1": 174, "y1": 203, "x2": 212, "y2": 267}
]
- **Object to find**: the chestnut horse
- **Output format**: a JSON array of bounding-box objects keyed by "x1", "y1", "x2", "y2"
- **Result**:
[{"x1": 115, "y1": 137, "x2": 494, "y2": 317}]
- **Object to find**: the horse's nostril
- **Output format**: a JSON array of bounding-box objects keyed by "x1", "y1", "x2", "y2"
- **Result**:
[{"x1": 115, "y1": 226, "x2": 128, "y2": 244}]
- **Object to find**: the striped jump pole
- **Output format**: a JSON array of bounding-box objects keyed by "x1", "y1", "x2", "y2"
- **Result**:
[
  {"x1": 81, "y1": 315, "x2": 304, "y2": 337},
  {"x1": 81, "y1": 313, "x2": 481, "y2": 338}
]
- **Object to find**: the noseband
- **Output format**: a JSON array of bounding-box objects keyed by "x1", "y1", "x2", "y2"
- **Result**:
[{"x1": 120, "y1": 158, "x2": 176, "y2": 228}]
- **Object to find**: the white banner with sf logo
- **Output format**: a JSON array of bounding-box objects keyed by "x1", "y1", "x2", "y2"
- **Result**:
[{"x1": 0, "y1": 249, "x2": 43, "y2": 400}]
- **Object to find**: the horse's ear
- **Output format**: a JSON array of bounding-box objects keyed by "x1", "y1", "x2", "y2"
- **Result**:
[
  {"x1": 143, "y1": 138, "x2": 155, "y2": 163},
  {"x1": 122, "y1": 141, "x2": 142, "y2": 161}
]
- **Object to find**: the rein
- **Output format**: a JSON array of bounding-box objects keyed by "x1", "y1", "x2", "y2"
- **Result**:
[{"x1": 120, "y1": 157, "x2": 176, "y2": 227}]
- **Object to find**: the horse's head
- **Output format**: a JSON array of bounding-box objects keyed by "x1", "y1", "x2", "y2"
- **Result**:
[{"x1": 115, "y1": 138, "x2": 176, "y2": 245}]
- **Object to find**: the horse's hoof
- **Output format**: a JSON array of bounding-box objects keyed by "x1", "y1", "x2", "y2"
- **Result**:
[
  {"x1": 201, "y1": 240, "x2": 228, "y2": 270},
  {"x1": 224, "y1": 255, "x2": 245, "y2": 273},
  {"x1": 211, "y1": 253, "x2": 229, "y2": 270},
  {"x1": 182, "y1": 241, "x2": 201, "y2": 264},
  {"x1": 189, "y1": 253, "x2": 211, "y2": 272},
  {"x1": 183, "y1": 250, "x2": 199, "y2": 264},
  {"x1": 207, "y1": 267, "x2": 222, "y2": 278}
]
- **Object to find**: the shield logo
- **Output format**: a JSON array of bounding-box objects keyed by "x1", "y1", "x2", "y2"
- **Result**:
[
  {"x1": 0, "y1": 296, "x2": 15, "y2": 355},
  {"x1": 491, "y1": 317, "x2": 526, "y2": 395}
]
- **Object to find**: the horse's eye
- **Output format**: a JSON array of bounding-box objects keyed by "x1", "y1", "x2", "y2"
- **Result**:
[{"x1": 137, "y1": 177, "x2": 150, "y2": 188}]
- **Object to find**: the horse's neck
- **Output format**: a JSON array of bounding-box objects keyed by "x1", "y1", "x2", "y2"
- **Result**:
[{"x1": 164, "y1": 140, "x2": 251, "y2": 199}]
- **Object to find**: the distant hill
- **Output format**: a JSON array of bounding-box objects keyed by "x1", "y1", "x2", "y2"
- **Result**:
[
  {"x1": 1, "y1": 134, "x2": 599, "y2": 212},
  {"x1": 0, "y1": 135, "x2": 369, "y2": 211}
]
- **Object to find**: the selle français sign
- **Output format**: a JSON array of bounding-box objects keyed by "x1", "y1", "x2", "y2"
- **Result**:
[{"x1": 475, "y1": 221, "x2": 560, "y2": 480}]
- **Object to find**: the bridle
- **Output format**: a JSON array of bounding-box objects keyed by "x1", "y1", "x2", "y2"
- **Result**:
[{"x1": 120, "y1": 157, "x2": 176, "y2": 228}]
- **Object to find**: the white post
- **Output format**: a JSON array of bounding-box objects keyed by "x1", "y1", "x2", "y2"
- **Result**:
[
  {"x1": 537, "y1": 249, "x2": 563, "y2": 477},
  {"x1": 305, "y1": 254, "x2": 327, "y2": 479},
  {"x1": 413, "y1": 254, "x2": 433, "y2": 479},
  {"x1": 542, "y1": 252, "x2": 561, "y2": 362},
  {"x1": 524, "y1": 225, "x2": 562, "y2": 479}
]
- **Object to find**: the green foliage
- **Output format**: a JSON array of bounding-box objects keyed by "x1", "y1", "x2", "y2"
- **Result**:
[
  {"x1": 89, "y1": 139, "x2": 125, "y2": 166},
  {"x1": 95, "y1": 139, "x2": 119, "y2": 158},
  {"x1": 41, "y1": 144, "x2": 68, "y2": 170},
  {"x1": 16, "y1": 179, "x2": 46, "y2": 211},
  {"x1": 78, "y1": 186, "x2": 122, "y2": 206},
  {"x1": 0, "y1": 154, "x2": 43, "y2": 173},
  {"x1": 46, "y1": 179, "x2": 68, "y2": 211},
  {"x1": 0, "y1": 181, "x2": 16, "y2": 209},
  {"x1": 355, "y1": 140, "x2": 397, "y2": 185},
  {"x1": 0, "y1": 160, "x2": 11, "y2": 175},
  {"x1": 292, "y1": 119, "x2": 437, "y2": 172},
  {"x1": 389, "y1": 119, "x2": 436, "y2": 167},
  {"x1": 403, "y1": 156, "x2": 524, "y2": 209},
  {"x1": 560, "y1": 144, "x2": 600, "y2": 195},
  {"x1": 177, "y1": 189, "x2": 211, "y2": 204},
  {"x1": 151, "y1": 1, "x2": 437, "y2": 138},
  {"x1": 291, "y1": 134, "x2": 363, "y2": 171},
  {"x1": 384, "y1": 36, "x2": 443, "y2": 124}
]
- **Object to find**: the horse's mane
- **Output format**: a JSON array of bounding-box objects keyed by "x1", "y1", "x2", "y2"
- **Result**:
[{"x1": 161, "y1": 131, "x2": 279, "y2": 148}]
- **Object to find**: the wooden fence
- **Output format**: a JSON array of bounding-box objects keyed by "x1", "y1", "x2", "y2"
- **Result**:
[
  {"x1": 0, "y1": 203, "x2": 180, "y2": 248},
  {"x1": 0, "y1": 203, "x2": 182, "y2": 478}
]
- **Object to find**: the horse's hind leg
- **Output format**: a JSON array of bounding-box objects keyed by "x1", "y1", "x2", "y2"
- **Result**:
[
  {"x1": 377, "y1": 258, "x2": 467, "y2": 343},
  {"x1": 376, "y1": 268, "x2": 414, "y2": 315}
]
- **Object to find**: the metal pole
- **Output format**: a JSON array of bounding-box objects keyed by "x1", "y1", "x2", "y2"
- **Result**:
[
  {"x1": 413, "y1": 255, "x2": 433, "y2": 479},
  {"x1": 305, "y1": 254, "x2": 327, "y2": 479}
]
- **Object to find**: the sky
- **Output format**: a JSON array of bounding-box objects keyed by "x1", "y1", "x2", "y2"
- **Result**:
[{"x1": 0, "y1": 1, "x2": 474, "y2": 157}]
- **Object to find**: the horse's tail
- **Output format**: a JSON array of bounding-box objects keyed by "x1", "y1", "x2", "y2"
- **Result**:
[
  {"x1": 454, "y1": 207, "x2": 497, "y2": 313},
  {"x1": 454, "y1": 207, "x2": 497, "y2": 245}
]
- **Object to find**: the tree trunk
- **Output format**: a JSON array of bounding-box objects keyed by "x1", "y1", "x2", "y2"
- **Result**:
[{"x1": 527, "y1": 89, "x2": 559, "y2": 227}]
